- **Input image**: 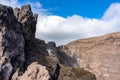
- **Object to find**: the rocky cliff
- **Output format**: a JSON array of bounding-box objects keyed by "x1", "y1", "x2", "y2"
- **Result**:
[
  {"x1": 58, "y1": 32, "x2": 120, "y2": 80},
  {"x1": 0, "y1": 4, "x2": 96, "y2": 80},
  {"x1": 0, "y1": 4, "x2": 25, "y2": 80}
]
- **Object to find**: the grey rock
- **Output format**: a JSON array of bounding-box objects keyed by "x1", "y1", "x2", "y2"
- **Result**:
[
  {"x1": 0, "y1": 4, "x2": 25, "y2": 80},
  {"x1": 25, "y1": 38, "x2": 60, "y2": 80},
  {"x1": 14, "y1": 4, "x2": 38, "y2": 47},
  {"x1": 13, "y1": 4, "x2": 60, "y2": 80},
  {"x1": 46, "y1": 42, "x2": 59, "y2": 61}
]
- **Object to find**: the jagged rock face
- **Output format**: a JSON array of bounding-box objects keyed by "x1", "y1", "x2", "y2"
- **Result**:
[
  {"x1": 57, "y1": 46, "x2": 77, "y2": 67},
  {"x1": 46, "y1": 41, "x2": 59, "y2": 62},
  {"x1": 0, "y1": 4, "x2": 60, "y2": 80},
  {"x1": 0, "y1": 4, "x2": 25, "y2": 80},
  {"x1": 13, "y1": 4, "x2": 60, "y2": 80},
  {"x1": 46, "y1": 41, "x2": 96, "y2": 80},
  {"x1": 58, "y1": 32, "x2": 120, "y2": 80},
  {"x1": 25, "y1": 38, "x2": 60, "y2": 80},
  {"x1": 14, "y1": 4, "x2": 38, "y2": 47}
]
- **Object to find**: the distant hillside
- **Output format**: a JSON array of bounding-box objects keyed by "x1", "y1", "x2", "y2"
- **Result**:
[{"x1": 57, "y1": 32, "x2": 120, "y2": 80}]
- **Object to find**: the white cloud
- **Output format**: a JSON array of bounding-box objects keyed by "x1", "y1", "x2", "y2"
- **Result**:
[
  {"x1": 0, "y1": 0, "x2": 19, "y2": 7},
  {"x1": 0, "y1": 1, "x2": 120, "y2": 45},
  {"x1": 36, "y1": 3, "x2": 120, "y2": 45},
  {"x1": 102, "y1": 3, "x2": 120, "y2": 20},
  {"x1": 28, "y1": 2, "x2": 48, "y2": 14},
  {"x1": 34, "y1": 2, "x2": 42, "y2": 8}
]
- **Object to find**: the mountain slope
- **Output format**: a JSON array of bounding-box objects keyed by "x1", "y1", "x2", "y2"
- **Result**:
[{"x1": 58, "y1": 32, "x2": 120, "y2": 80}]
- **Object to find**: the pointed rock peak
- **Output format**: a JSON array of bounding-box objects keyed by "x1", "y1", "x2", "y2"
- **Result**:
[{"x1": 21, "y1": 4, "x2": 31, "y2": 11}]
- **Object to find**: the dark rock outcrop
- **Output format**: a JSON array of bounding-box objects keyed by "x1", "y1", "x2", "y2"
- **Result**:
[
  {"x1": 0, "y1": 4, "x2": 25, "y2": 80},
  {"x1": 58, "y1": 32, "x2": 120, "y2": 80},
  {"x1": 46, "y1": 41, "x2": 59, "y2": 62},
  {"x1": 13, "y1": 4, "x2": 38, "y2": 48},
  {"x1": 24, "y1": 38, "x2": 60, "y2": 80},
  {"x1": 13, "y1": 4, "x2": 60, "y2": 80},
  {"x1": 0, "y1": 4, "x2": 59, "y2": 80},
  {"x1": 0, "y1": 4, "x2": 96, "y2": 80}
]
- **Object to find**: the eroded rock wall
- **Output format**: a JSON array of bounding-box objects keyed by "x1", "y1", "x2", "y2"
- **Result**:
[{"x1": 0, "y1": 4, "x2": 25, "y2": 80}]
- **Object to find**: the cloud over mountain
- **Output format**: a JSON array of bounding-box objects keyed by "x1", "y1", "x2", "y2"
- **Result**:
[
  {"x1": 36, "y1": 3, "x2": 120, "y2": 45},
  {"x1": 0, "y1": 0, "x2": 120, "y2": 45}
]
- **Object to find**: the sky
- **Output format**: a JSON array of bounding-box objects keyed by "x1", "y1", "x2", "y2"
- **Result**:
[
  {"x1": 36, "y1": 0, "x2": 120, "y2": 18},
  {"x1": 0, "y1": 0, "x2": 120, "y2": 45}
]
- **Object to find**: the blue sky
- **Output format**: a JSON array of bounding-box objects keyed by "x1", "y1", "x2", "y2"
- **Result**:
[
  {"x1": 18, "y1": 0, "x2": 120, "y2": 18},
  {"x1": 0, "y1": 0, "x2": 120, "y2": 45}
]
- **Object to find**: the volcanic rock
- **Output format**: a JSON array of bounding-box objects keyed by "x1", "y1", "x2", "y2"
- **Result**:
[
  {"x1": 13, "y1": 4, "x2": 60, "y2": 80},
  {"x1": 0, "y1": 4, "x2": 25, "y2": 80}
]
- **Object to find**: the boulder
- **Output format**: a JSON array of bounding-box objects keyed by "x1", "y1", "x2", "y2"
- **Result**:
[{"x1": 18, "y1": 62, "x2": 50, "y2": 80}]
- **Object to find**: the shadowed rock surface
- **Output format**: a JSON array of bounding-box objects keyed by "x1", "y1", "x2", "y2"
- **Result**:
[
  {"x1": 58, "y1": 32, "x2": 120, "y2": 80},
  {"x1": 0, "y1": 4, "x2": 25, "y2": 80},
  {"x1": 24, "y1": 38, "x2": 60, "y2": 80},
  {"x1": 0, "y1": 4, "x2": 96, "y2": 80},
  {"x1": 13, "y1": 4, "x2": 60, "y2": 80}
]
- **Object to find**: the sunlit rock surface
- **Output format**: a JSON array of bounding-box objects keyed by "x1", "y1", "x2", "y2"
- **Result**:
[{"x1": 58, "y1": 32, "x2": 120, "y2": 80}]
